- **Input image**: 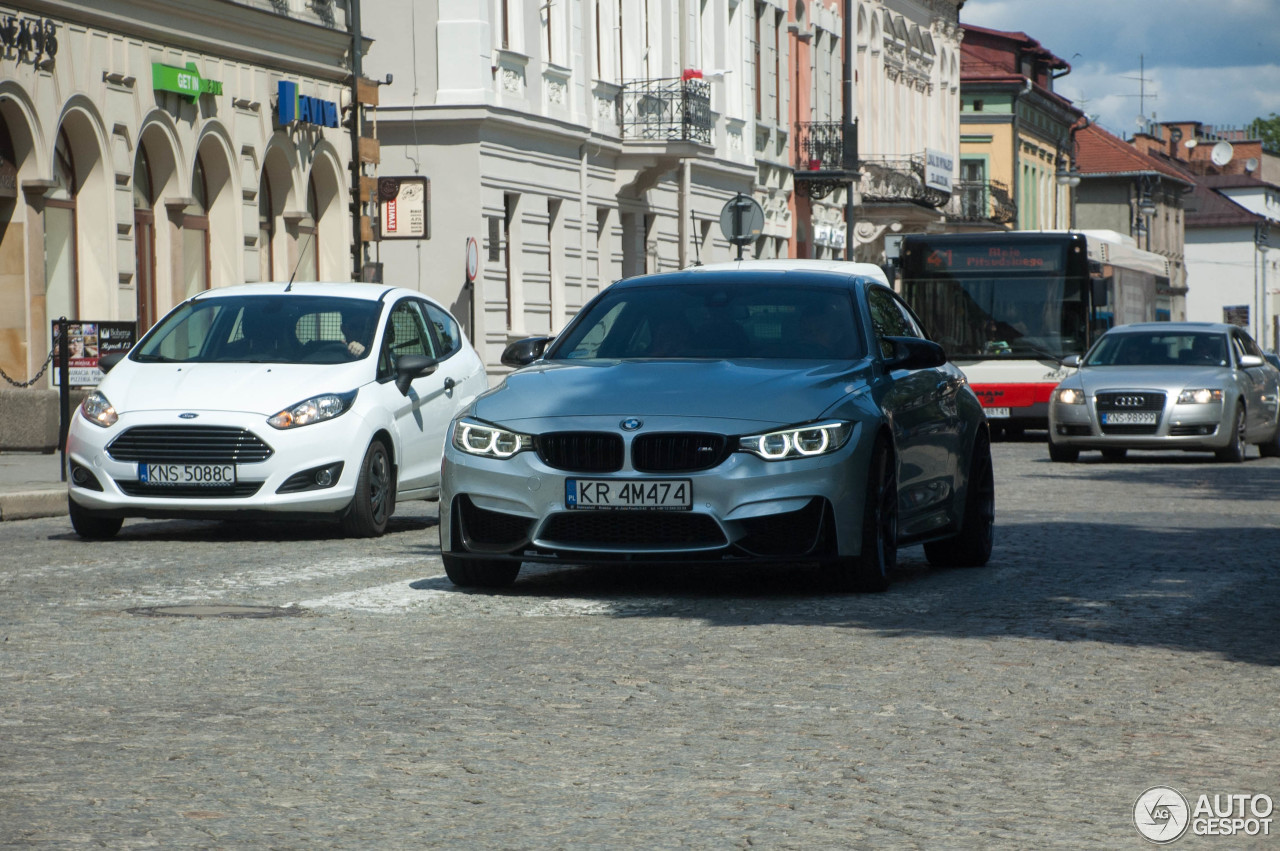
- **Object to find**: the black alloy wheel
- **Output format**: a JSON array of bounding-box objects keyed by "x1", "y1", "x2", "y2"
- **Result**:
[
  {"x1": 825, "y1": 438, "x2": 896, "y2": 593},
  {"x1": 924, "y1": 430, "x2": 994, "y2": 568},
  {"x1": 341, "y1": 440, "x2": 393, "y2": 537}
]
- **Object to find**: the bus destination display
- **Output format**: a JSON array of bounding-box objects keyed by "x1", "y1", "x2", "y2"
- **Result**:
[{"x1": 918, "y1": 243, "x2": 1065, "y2": 273}]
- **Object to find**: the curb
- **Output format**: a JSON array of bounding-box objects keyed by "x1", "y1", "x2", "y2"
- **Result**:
[{"x1": 0, "y1": 490, "x2": 67, "y2": 521}]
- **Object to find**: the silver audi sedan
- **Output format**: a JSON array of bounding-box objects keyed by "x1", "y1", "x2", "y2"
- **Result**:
[
  {"x1": 439, "y1": 265, "x2": 994, "y2": 591},
  {"x1": 1048, "y1": 321, "x2": 1280, "y2": 462}
]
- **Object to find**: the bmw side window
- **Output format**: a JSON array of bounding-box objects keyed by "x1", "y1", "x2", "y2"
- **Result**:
[
  {"x1": 867, "y1": 287, "x2": 915, "y2": 358},
  {"x1": 421, "y1": 301, "x2": 460, "y2": 358}
]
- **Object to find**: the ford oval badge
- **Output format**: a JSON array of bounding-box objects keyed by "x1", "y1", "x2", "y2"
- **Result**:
[
  {"x1": 179, "y1": 413, "x2": 199, "y2": 419},
  {"x1": 620, "y1": 418, "x2": 643, "y2": 431}
]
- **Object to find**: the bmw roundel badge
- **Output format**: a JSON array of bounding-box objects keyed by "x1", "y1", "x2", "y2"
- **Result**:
[{"x1": 620, "y1": 418, "x2": 643, "y2": 431}]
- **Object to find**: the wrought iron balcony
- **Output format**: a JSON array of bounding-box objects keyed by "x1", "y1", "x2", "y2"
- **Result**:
[
  {"x1": 793, "y1": 121, "x2": 858, "y2": 200},
  {"x1": 945, "y1": 178, "x2": 1017, "y2": 225},
  {"x1": 618, "y1": 78, "x2": 712, "y2": 145},
  {"x1": 859, "y1": 155, "x2": 949, "y2": 209}
]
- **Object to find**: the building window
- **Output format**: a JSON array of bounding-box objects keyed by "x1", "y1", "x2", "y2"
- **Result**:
[
  {"x1": 183, "y1": 152, "x2": 210, "y2": 298},
  {"x1": 133, "y1": 145, "x2": 157, "y2": 330},
  {"x1": 45, "y1": 126, "x2": 79, "y2": 323}
]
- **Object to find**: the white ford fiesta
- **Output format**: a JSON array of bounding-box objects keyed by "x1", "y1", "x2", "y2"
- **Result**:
[{"x1": 65, "y1": 282, "x2": 488, "y2": 539}]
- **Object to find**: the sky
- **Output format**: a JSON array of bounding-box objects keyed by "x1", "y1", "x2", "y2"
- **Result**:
[{"x1": 959, "y1": 0, "x2": 1280, "y2": 139}]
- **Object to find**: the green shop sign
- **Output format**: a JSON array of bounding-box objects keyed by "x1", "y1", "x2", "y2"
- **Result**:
[{"x1": 152, "y1": 62, "x2": 223, "y2": 101}]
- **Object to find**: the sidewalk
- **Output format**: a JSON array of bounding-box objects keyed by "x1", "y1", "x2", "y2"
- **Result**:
[{"x1": 0, "y1": 452, "x2": 67, "y2": 521}]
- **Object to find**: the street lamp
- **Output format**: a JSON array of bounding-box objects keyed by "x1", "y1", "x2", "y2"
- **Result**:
[
  {"x1": 1054, "y1": 157, "x2": 1081, "y2": 187},
  {"x1": 1136, "y1": 187, "x2": 1157, "y2": 250}
]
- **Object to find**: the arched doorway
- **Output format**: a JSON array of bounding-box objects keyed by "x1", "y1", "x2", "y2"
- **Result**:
[{"x1": 0, "y1": 108, "x2": 26, "y2": 380}]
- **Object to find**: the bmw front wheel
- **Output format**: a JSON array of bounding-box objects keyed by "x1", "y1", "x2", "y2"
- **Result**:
[
  {"x1": 924, "y1": 431, "x2": 994, "y2": 568},
  {"x1": 825, "y1": 439, "x2": 896, "y2": 593},
  {"x1": 442, "y1": 553, "x2": 521, "y2": 589}
]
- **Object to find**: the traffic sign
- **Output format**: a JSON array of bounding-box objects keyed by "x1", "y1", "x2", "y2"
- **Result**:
[{"x1": 719, "y1": 193, "x2": 764, "y2": 259}]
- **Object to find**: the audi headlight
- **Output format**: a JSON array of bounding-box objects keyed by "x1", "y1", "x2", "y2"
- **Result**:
[
  {"x1": 1054, "y1": 388, "x2": 1086, "y2": 405},
  {"x1": 452, "y1": 419, "x2": 532, "y2": 459},
  {"x1": 268, "y1": 390, "x2": 357, "y2": 429},
  {"x1": 80, "y1": 391, "x2": 118, "y2": 428},
  {"x1": 738, "y1": 422, "x2": 853, "y2": 460},
  {"x1": 1177, "y1": 388, "x2": 1223, "y2": 405}
]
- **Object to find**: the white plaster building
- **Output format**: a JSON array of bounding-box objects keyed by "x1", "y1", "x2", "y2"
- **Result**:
[
  {"x1": 1184, "y1": 174, "x2": 1280, "y2": 348},
  {"x1": 361, "y1": 0, "x2": 802, "y2": 371},
  {"x1": 850, "y1": 0, "x2": 963, "y2": 263},
  {"x1": 0, "y1": 0, "x2": 360, "y2": 449}
]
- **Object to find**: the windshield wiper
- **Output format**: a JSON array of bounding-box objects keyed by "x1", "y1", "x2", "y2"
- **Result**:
[
  {"x1": 131, "y1": 353, "x2": 179, "y2": 363},
  {"x1": 1010, "y1": 340, "x2": 1070, "y2": 366}
]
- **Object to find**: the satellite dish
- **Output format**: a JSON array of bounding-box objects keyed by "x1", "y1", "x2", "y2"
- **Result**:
[
  {"x1": 1210, "y1": 140, "x2": 1235, "y2": 166},
  {"x1": 1245, "y1": 157, "x2": 1259, "y2": 173},
  {"x1": 1185, "y1": 139, "x2": 1198, "y2": 149}
]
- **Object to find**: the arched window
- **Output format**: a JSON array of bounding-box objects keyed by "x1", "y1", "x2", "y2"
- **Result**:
[
  {"x1": 133, "y1": 145, "x2": 157, "y2": 330},
  {"x1": 258, "y1": 174, "x2": 274, "y2": 281},
  {"x1": 44, "y1": 126, "x2": 78, "y2": 321},
  {"x1": 183, "y1": 151, "x2": 210, "y2": 297},
  {"x1": 294, "y1": 173, "x2": 319, "y2": 282}
]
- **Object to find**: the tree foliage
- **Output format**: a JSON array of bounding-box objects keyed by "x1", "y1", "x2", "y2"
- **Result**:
[{"x1": 1252, "y1": 113, "x2": 1280, "y2": 153}]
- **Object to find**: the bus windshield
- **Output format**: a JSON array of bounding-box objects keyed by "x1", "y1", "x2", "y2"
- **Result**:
[{"x1": 904, "y1": 274, "x2": 1087, "y2": 360}]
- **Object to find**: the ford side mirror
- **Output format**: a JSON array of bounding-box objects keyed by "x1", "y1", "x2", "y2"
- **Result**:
[{"x1": 395, "y1": 354, "x2": 438, "y2": 395}]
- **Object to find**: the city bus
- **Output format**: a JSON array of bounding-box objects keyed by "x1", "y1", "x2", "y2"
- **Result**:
[{"x1": 898, "y1": 230, "x2": 1171, "y2": 435}]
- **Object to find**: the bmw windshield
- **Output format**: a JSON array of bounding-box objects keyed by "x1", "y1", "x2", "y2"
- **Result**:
[{"x1": 547, "y1": 283, "x2": 866, "y2": 361}]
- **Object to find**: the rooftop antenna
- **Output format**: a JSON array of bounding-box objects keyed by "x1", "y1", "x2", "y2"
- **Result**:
[
  {"x1": 1119, "y1": 54, "x2": 1158, "y2": 125},
  {"x1": 284, "y1": 225, "x2": 316, "y2": 292}
]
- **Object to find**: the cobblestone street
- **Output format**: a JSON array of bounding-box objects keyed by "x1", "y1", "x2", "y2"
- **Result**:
[{"x1": 2, "y1": 441, "x2": 1278, "y2": 848}]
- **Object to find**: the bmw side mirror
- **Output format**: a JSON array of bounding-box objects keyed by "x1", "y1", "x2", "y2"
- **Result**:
[
  {"x1": 1239, "y1": 354, "x2": 1264, "y2": 368},
  {"x1": 98, "y1": 352, "x2": 126, "y2": 373},
  {"x1": 501, "y1": 336, "x2": 553, "y2": 368},
  {"x1": 394, "y1": 354, "x2": 438, "y2": 395},
  {"x1": 883, "y1": 336, "x2": 947, "y2": 370},
  {"x1": 1062, "y1": 354, "x2": 1080, "y2": 368}
]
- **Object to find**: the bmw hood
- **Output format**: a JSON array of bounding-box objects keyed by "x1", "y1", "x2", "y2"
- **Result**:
[
  {"x1": 472, "y1": 360, "x2": 872, "y2": 430},
  {"x1": 99, "y1": 361, "x2": 370, "y2": 415}
]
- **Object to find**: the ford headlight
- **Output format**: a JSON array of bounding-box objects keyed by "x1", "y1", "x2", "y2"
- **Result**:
[
  {"x1": 268, "y1": 390, "x2": 357, "y2": 429},
  {"x1": 80, "y1": 391, "x2": 118, "y2": 427},
  {"x1": 1177, "y1": 388, "x2": 1223, "y2": 404},
  {"x1": 738, "y1": 422, "x2": 853, "y2": 460},
  {"x1": 1054, "y1": 388, "x2": 1086, "y2": 405},
  {"x1": 452, "y1": 419, "x2": 532, "y2": 459}
]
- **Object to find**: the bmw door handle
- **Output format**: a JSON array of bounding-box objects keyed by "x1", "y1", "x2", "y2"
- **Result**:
[{"x1": 443, "y1": 377, "x2": 456, "y2": 392}]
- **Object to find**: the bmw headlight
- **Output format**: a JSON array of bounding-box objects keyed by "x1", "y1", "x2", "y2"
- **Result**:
[
  {"x1": 1054, "y1": 388, "x2": 1086, "y2": 405},
  {"x1": 738, "y1": 422, "x2": 853, "y2": 460},
  {"x1": 452, "y1": 419, "x2": 532, "y2": 459},
  {"x1": 80, "y1": 391, "x2": 118, "y2": 428},
  {"x1": 268, "y1": 390, "x2": 357, "y2": 429},
  {"x1": 1177, "y1": 388, "x2": 1223, "y2": 404}
]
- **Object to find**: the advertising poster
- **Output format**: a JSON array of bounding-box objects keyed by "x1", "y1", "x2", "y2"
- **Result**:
[{"x1": 52, "y1": 321, "x2": 136, "y2": 386}]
